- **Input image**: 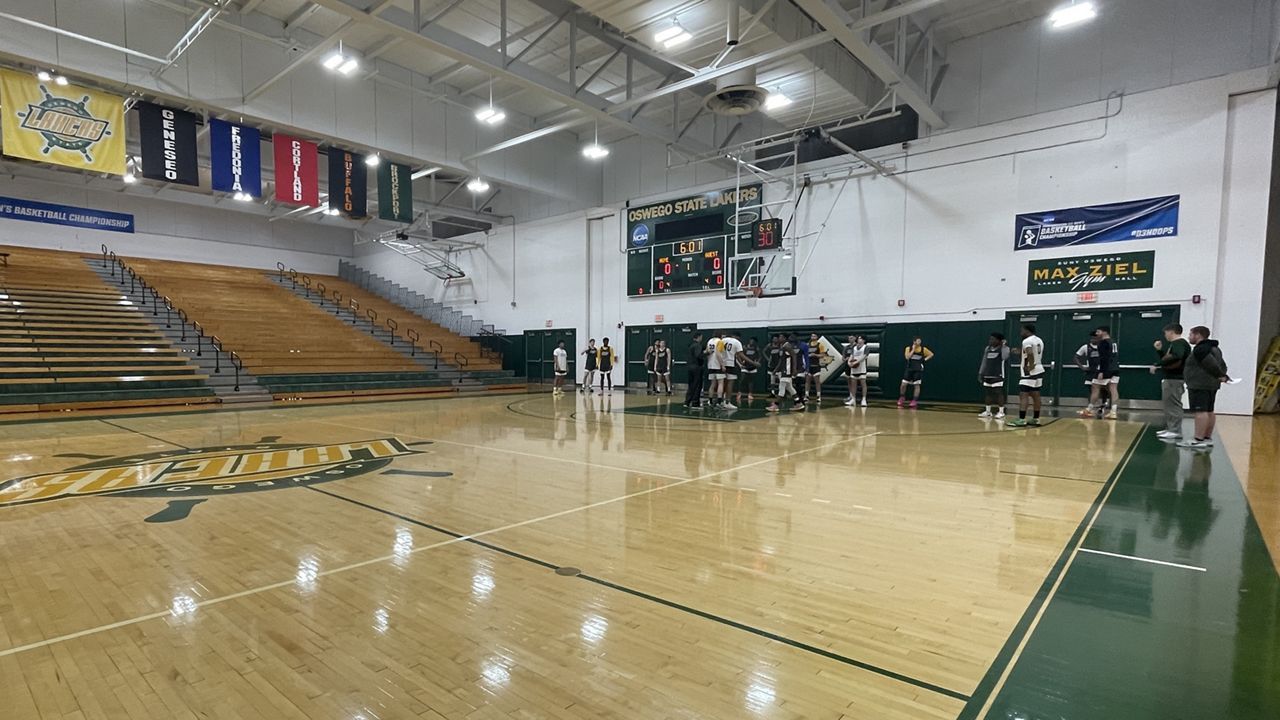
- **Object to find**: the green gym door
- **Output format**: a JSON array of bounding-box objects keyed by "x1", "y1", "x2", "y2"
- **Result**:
[
  {"x1": 523, "y1": 328, "x2": 577, "y2": 384},
  {"x1": 1005, "y1": 305, "x2": 1178, "y2": 404},
  {"x1": 625, "y1": 324, "x2": 696, "y2": 385}
]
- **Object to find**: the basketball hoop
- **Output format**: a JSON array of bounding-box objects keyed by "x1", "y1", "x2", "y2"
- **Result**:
[{"x1": 746, "y1": 286, "x2": 763, "y2": 307}]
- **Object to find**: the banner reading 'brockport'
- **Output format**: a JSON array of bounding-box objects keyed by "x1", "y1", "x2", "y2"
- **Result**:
[
  {"x1": 1015, "y1": 196, "x2": 1179, "y2": 250},
  {"x1": 0, "y1": 69, "x2": 126, "y2": 175},
  {"x1": 377, "y1": 162, "x2": 414, "y2": 223}
]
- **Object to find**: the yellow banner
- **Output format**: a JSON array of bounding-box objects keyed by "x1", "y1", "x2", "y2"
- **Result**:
[{"x1": 0, "y1": 69, "x2": 126, "y2": 175}]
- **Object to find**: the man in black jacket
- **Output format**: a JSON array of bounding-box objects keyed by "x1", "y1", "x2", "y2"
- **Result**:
[
  {"x1": 1179, "y1": 325, "x2": 1230, "y2": 450},
  {"x1": 684, "y1": 332, "x2": 707, "y2": 409},
  {"x1": 1151, "y1": 323, "x2": 1191, "y2": 440}
]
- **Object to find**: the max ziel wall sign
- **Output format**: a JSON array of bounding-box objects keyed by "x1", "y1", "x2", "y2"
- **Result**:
[{"x1": 1027, "y1": 251, "x2": 1155, "y2": 294}]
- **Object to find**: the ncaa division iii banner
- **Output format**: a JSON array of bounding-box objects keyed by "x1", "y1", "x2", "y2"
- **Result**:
[
  {"x1": 209, "y1": 118, "x2": 261, "y2": 198},
  {"x1": 1015, "y1": 195, "x2": 1180, "y2": 251},
  {"x1": 273, "y1": 134, "x2": 319, "y2": 206},
  {"x1": 136, "y1": 102, "x2": 199, "y2": 186},
  {"x1": 378, "y1": 162, "x2": 413, "y2": 223},
  {"x1": 328, "y1": 149, "x2": 367, "y2": 218},
  {"x1": 0, "y1": 69, "x2": 126, "y2": 175}
]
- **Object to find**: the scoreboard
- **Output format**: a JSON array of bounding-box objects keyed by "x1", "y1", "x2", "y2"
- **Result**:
[{"x1": 626, "y1": 184, "x2": 761, "y2": 297}]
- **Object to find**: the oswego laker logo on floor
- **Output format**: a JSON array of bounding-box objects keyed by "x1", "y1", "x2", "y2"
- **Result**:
[{"x1": 0, "y1": 438, "x2": 421, "y2": 509}]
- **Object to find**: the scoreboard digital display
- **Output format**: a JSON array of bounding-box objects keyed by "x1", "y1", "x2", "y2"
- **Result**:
[
  {"x1": 629, "y1": 237, "x2": 725, "y2": 295},
  {"x1": 626, "y1": 183, "x2": 761, "y2": 297}
]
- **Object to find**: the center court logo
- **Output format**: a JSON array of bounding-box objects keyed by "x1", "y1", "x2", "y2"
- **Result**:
[
  {"x1": 17, "y1": 87, "x2": 113, "y2": 162},
  {"x1": 0, "y1": 438, "x2": 441, "y2": 521}
]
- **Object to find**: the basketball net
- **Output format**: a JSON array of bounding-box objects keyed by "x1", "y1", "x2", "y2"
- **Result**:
[{"x1": 746, "y1": 285, "x2": 763, "y2": 307}]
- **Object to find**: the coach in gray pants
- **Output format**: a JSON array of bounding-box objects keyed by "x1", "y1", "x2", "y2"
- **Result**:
[{"x1": 1152, "y1": 323, "x2": 1191, "y2": 440}]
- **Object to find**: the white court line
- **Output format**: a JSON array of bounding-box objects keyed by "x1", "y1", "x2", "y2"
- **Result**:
[
  {"x1": 0, "y1": 425, "x2": 880, "y2": 659},
  {"x1": 1078, "y1": 548, "x2": 1207, "y2": 572}
]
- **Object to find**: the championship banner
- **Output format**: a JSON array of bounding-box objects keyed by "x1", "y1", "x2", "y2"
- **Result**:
[
  {"x1": 0, "y1": 69, "x2": 126, "y2": 175},
  {"x1": 0, "y1": 195, "x2": 133, "y2": 233},
  {"x1": 1027, "y1": 251, "x2": 1155, "y2": 294},
  {"x1": 273, "y1": 134, "x2": 318, "y2": 206},
  {"x1": 327, "y1": 149, "x2": 367, "y2": 217},
  {"x1": 1015, "y1": 195, "x2": 1179, "y2": 250},
  {"x1": 209, "y1": 119, "x2": 261, "y2": 197},
  {"x1": 136, "y1": 102, "x2": 200, "y2": 186},
  {"x1": 377, "y1": 162, "x2": 413, "y2": 223}
]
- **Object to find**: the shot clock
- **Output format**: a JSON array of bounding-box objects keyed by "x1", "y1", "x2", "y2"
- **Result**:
[{"x1": 751, "y1": 218, "x2": 782, "y2": 252}]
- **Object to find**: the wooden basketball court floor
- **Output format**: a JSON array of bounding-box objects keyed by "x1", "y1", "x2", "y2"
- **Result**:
[{"x1": 1, "y1": 393, "x2": 1277, "y2": 719}]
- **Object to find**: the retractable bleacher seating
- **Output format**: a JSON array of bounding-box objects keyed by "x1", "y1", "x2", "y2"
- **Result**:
[
  {"x1": 0, "y1": 246, "x2": 213, "y2": 414},
  {"x1": 122, "y1": 257, "x2": 513, "y2": 401}
]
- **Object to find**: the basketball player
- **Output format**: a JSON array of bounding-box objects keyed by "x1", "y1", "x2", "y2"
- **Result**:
[
  {"x1": 644, "y1": 341, "x2": 657, "y2": 395},
  {"x1": 552, "y1": 341, "x2": 568, "y2": 394},
  {"x1": 844, "y1": 335, "x2": 869, "y2": 406},
  {"x1": 684, "y1": 331, "x2": 706, "y2": 408},
  {"x1": 792, "y1": 333, "x2": 809, "y2": 406},
  {"x1": 1089, "y1": 326, "x2": 1121, "y2": 419},
  {"x1": 705, "y1": 331, "x2": 725, "y2": 407},
  {"x1": 581, "y1": 339, "x2": 597, "y2": 393},
  {"x1": 977, "y1": 332, "x2": 1010, "y2": 419},
  {"x1": 1007, "y1": 324, "x2": 1045, "y2": 427},
  {"x1": 766, "y1": 334, "x2": 784, "y2": 400},
  {"x1": 898, "y1": 337, "x2": 933, "y2": 408},
  {"x1": 736, "y1": 337, "x2": 761, "y2": 404},
  {"x1": 653, "y1": 339, "x2": 673, "y2": 395},
  {"x1": 720, "y1": 331, "x2": 745, "y2": 409},
  {"x1": 767, "y1": 338, "x2": 804, "y2": 412},
  {"x1": 805, "y1": 333, "x2": 826, "y2": 404},
  {"x1": 597, "y1": 338, "x2": 616, "y2": 393}
]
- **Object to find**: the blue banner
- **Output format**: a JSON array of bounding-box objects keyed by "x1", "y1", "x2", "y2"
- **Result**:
[
  {"x1": 1015, "y1": 195, "x2": 1179, "y2": 250},
  {"x1": 0, "y1": 195, "x2": 133, "y2": 233},
  {"x1": 209, "y1": 118, "x2": 261, "y2": 197}
]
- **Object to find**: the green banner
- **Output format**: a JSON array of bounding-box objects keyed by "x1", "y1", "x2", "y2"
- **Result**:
[
  {"x1": 377, "y1": 162, "x2": 414, "y2": 223},
  {"x1": 1027, "y1": 250, "x2": 1155, "y2": 294}
]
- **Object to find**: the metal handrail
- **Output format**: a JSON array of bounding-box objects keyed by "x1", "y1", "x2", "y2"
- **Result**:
[
  {"x1": 316, "y1": 282, "x2": 327, "y2": 306},
  {"x1": 288, "y1": 268, "x2": 298, "y2": 288},
  {"x1": 429, "y1": 339, "x2": 443, "y2": 370},
  {"x1": 453, "y1": 351, "x2": 469, "y2": 367},
  {"x1": 348, "y1": 298, "x2": 359, "y2": 319},
  {"x1": 276, "y1": 261, "x2": 285, "y2": 281},
  {"x1": 407, "y1": 328, "x2": 421, "y2": 357},
  {"x1": 366, "y1": 308, "x2": 378, "y2": 326},
  {"x1": 302, "y1": 275, "x2": 312, "y2": 297},
  {"x1": 385, "y1": 317, "x2": 397, "y2": 345}
]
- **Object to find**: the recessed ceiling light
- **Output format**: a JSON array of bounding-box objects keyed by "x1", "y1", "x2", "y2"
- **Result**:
[
  {"x1": 466, "y1": 178, "x2": 490, "y2": 193},
  {"x1": 1049, "y1": 1, "x2": 1097, "y2": 28},
  {"x1": 655, "y1": 20, "x2": 692, "y2": 49}
]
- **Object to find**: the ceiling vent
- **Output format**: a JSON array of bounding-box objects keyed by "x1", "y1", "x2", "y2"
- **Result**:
[{"x1": 703, "y1": 67, "x2": 767, "y2": 116}]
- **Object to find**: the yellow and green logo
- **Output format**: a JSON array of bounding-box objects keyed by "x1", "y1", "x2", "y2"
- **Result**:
[{"x1": 18, "y1": 87, "x2": 114, "y2": 162}]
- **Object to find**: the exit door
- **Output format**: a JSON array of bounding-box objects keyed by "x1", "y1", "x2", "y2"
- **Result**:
[
  {"x1": 625, "y1": 324, "x2": 697, "y2": 386},
  {"x1": 523, "y1": 328, "x2": 577, "y2": 384}
]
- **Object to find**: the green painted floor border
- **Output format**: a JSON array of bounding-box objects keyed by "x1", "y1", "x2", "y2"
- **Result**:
[{"x1": 956, "y1": 424, "x2": 1146, "y2": 719}]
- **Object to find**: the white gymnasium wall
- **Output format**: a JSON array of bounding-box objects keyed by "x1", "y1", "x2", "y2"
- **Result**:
[
  {"x1": 354, "y1": 70, "x2": 1277, "y2": 415},
  {"x1": 0, "y1": 175, "x2": 350, "y2": 274}
]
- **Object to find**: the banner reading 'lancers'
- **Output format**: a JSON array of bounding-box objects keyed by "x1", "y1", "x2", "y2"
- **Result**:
[
  {"x1": 1015, "y1": 195, "x2": 1180, "y2": 251},
  {"x1": 328, "y1": 149, "x2": 367, "y2": 218},
  {"x1": 0, "y1": 69, "x2": 126, "y2": 175},
  {"x1": 136, "y1": 102, "x2": 200, "y2": 186},
  {"x1": 377, "y1": 162, "x2": 414, "y2": 223},
  {"x1": 273, "y1": 134, "x2": 318, "y2": 206},
  {"x1": 210, "y1": 119, "x2": 261, "y2": 198}
]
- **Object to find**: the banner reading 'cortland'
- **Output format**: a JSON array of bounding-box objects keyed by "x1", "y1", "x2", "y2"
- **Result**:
[
  {"x1": 273, "y1": 133, "x2": 319, "y2": 206},
  {"x1": 0, "y1": 69, "x2": 126, "y2": 175}
]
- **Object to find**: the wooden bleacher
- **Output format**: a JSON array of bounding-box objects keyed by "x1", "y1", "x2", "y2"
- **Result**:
[
  {"x1": 304, "y1": 275, "x2": 503, "y2": 371},
  {"x1": 0, "y1": 246, "x2": 214, "y2": 414}
]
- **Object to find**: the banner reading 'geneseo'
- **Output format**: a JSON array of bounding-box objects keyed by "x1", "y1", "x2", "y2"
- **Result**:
[
  {"x1": 0, "y1": 69, "x2": 126, "y2": 175},
  {"x1": 1015, "y1": 195, "x2": 1179, "y2": 250},
  {"x1": 137, "y1": 102, "x2": 200, "y2": 186}
]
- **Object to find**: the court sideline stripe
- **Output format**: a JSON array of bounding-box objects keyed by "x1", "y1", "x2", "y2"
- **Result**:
[
  {"x1": 306, "y1": 475, "x2": 969, "y2": 702},
  {"x1": 98, "y1": 418, "x2": 191, "y2": 450},
  {"x1": 956, "y1": 425, "x2": 1146, "y2": 720},
  {"x1": 0, "y1": 429, "x2": 879, "y2": 660},
  {"x1": 1077, "y1": 548, "x2": 1207, "y2": 572}
]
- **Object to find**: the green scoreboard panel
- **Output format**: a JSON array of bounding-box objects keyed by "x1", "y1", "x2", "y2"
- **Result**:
[{"x1": 626, "y1": 184, "x2": 762, "y2": 297}]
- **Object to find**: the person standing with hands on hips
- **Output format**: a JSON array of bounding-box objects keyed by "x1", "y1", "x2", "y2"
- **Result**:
[
  {"x1": 1151, "y1": 323, "x2": 1191, "y2": 441},
  {"x1": 898, "y1": 337, "x2": 933, "y2": 409}
]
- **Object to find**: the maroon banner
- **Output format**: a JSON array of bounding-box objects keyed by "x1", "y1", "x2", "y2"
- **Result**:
[{"x1": 273, "y1": 134, "x2": 318, "y2": 206}]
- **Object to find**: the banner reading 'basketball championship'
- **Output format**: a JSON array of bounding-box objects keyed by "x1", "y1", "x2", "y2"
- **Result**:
[
  {"x1": 0, "y1": 69, "x2": 126, "y2": 175},
  {"x1": 273, "y1": 134, "x2": 319, "y2": 206}
]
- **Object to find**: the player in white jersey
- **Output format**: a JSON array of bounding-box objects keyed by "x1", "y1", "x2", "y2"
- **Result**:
[
  {"x1": 721, "y1": 331, "x2": 755, "y2": 409},
  {"x1": 844, "y1": 335, "x2": 869, "y2": 406},
  {"x1": 705, "y1": 331, "x2": 725, "y2": 406},
  {"x1": 1007, "y1": 324, "x2": 1045, "y2": 427},
  {"x1": 552, "y1": 341, "x2": 568, "y2": 395}
]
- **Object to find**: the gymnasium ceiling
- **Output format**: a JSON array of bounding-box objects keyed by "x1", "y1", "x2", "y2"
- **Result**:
[{"x1": 0, "y1": 0, "x2": 1103, "y2": 235}]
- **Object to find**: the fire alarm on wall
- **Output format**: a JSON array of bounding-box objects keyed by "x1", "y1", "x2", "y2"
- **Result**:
[
  {"x1": 897, "y1": 299, "x2": 906, "y2": 308},
  {"x1": 1192, "y1": 294, "x2": 1202, "y2": 304}
]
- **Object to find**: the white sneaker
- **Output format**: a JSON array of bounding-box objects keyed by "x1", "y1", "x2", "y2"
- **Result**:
[
  {"x1": 978, "y1": 410, "x2": 993, "y2": 418},
  {"x1": 844, "y1": 398, "x2": 855, "y2": 406},
  {"x1": 995, "y1": 410, "x2": 1006, "y2": 419},
  {"x1": 1155, "y1": 430, "x2": 1177, "y2": 438},
  {"x1": 1177, "y1": 439, "x2": 1211, "y2": 449},
  {"x1": 722, "y1": 402, "x2": 738, "y2": 410},
  {"x1": 860, "y1": 399, "x2": 867, "y2": 407}
]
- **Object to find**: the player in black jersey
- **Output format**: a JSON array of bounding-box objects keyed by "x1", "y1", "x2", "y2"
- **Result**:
[
  {"x1": 581, "y1": 339, "x2": 598, "y2": 393},
  {"x1": 736, "y1": 337, "x2": 761, "y2": 404},
  {"x1": 643, "y1": 341, "x2": 657, "y2": 394},
  {"x1": 653, "y1": 340, "x2": 673, "y2": 394},
  {"x1": 766, "y1": 334, "x2": 784, "y2": 399},
  {"x1": 597, "y1": 338, "x2": 617, "y2": 393},
  {"x1": 977, "y1": 332, "x2": 1010, "y2": 419}
]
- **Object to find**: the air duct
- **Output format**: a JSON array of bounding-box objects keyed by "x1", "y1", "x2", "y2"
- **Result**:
[{"x1": 703, "y1": 66, "x2": 767, "y2": 116}]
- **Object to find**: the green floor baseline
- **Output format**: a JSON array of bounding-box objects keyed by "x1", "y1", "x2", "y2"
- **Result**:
[{"x1": 962, "y1": 432, "x2": 1280, "y2": 719}]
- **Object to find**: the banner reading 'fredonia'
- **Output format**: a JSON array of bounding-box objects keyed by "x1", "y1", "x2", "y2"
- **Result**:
[
  {"x1": 0, "y1": 69, "x2": 126, "y2": 175},
  {"x1": 273, "y1": 134, "x2": 319, "y2": 206},
  {"x1": 137, "y1": 102, "x2": 200, "y2": 186},
  {"x1": 210, "y1": 119, "x2": 261, "y2": 198},
  {"x1": 1015, "y1": 195, "x2": 1179, "y2": 251}
]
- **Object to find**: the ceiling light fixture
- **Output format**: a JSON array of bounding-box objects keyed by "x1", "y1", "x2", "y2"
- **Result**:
[
  {"x1": 655, "y1": 19, "x2": 693, "y2": 49},
  {"x1": 474, "y1": 78, "x2": 505, "y2": 126},
  {"x1": 322, "y1": 41, "x2": 359, "y2": 76},
  {"x1": 123, "y1": 172, "x2": 137, "y2": 184},
  {"x1": 233, "y1": 192, "x2": 253, "y2": 202},
  {"x1": 410, "y1": 167, "x2": 440, "y2": 180},
  {"x1": 35, "y1": 70, "x2": 51, "y2": 82},
  {"x1": 764, "y1": 89, "x2": 792, "y2": 111},
  {"x1": 365, "y1": 153, "x2": 380, "y2": 167},
  {"x1": 1048, "y1": 1, "x2": 1097, "y2": 28},
  {"x1": 54, "y1": 75, "x2": 68, "y2": 86},
  {"x1": 324, "y1": 207, "x2": 340, "y2": 216},
  {"x1": 466, "y1": 178, "x2": 490, "y2": 193},
  {"x1": 582, "y1": 120, "x2": 609, "y2": 160}
]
